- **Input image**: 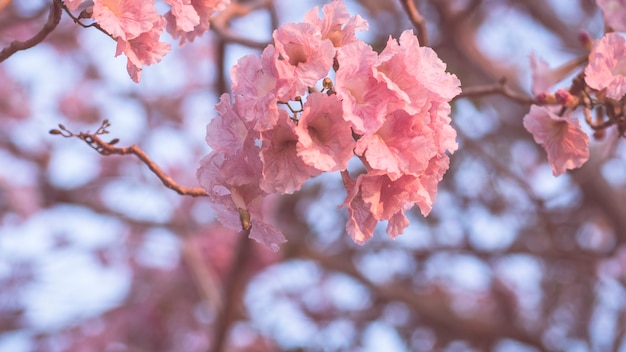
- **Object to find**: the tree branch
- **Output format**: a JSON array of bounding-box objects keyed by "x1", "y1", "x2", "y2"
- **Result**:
[
  {"x1": 210, "y1": 227, "x2": 253, "y2": 352},
  {"x1": 457, "y1": 79, "x2": 536, "y2": 105},
  {"x1": 399, "y1": 0, "x2": 429, "y2": 46},
  {"x1": 210, "y1": 0, "x2": 273, "y2": 49},
  {"x1": 50, "y1": 121, "x2": 208, "y2": 197},
  {"x1": 0, "y1": 2, "x2": 62, "y2": 62}
]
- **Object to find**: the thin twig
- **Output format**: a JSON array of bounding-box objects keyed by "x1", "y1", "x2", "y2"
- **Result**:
[
  {"x1": 457, "y1": 79, "x2": 536, "y2": 105},
  {"x1": 0, "y1": 2, "x2": 62, "y2": 62},
  {"x1": 50, "y1": 121, "x2": 208, "y2": 197},
  {"x1": 55, "y1": 0, "x2": 115, "y2": 41},
  {"x1": 399, "y1": 0, "x2": 429, "y2": 46}
]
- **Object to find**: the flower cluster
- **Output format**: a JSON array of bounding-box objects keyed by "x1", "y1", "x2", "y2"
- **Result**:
[
  {"x1": 524, "y1": 5, "x2": 626, "y2": 176},
  {"x1": 196, "y1": 0, "x2": 461, "y2": 250},
  {"x1": 64, "y1": 0, "x2": 229, "y2": 82}
]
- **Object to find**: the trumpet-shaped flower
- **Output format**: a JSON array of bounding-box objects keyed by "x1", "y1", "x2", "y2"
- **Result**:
[
  {"x1": 304, "y1": 0, "x2": 368, "y2": 48},
  {"x1": 115, "y1": 17, "x2": 171, "y2": 83},
  {"x1": 260, "y1": 110, "x2": 321, "y2": 194},
  {"x1": 585, "y1": 32, "x2": 626, "y2": 100},
  {"x1": 295, "y1": 93, "x2": 355, "y2": 172},
  {"x1": 523, "y1": 105, "x2": 589, "y2": 176},
  {"x1": 166, "y1": 0, "x2": 229, "y2": 44},
  {"x1": 273, "y1": 22, "x2": 335, "y2": 99},
  {"x1": 231, "y1": 46, "x2": 280, "y2": 132},
  {"x1": 335, "y1": 41, "x2": 391, "y2": 134},
  {"x1": 93, "y1": 0, "x2": 161, "y2": 40}
]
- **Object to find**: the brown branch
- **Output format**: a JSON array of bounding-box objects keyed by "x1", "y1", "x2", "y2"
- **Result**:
[
  {"x1": 210, "y1": 0, "x2": 272, "y2": 49},
  {"x1": 0, "y1": 2, "x2": 62, "y2": 62},
  {"x1": 50, "y1": 121, "x2": 208, "y2": 197},
  {"x1": 457, "y1": 79, "x2": 536, "y2": 105},
  {"x1": 399, "y1": 0, "x2": 429, "y2": 46},
  {"x1": 181, "y1": 233, "x2": 223, "y2": 316},
  {"x1": 210, "y1": 227, "x2": 253, "y2": 352}
]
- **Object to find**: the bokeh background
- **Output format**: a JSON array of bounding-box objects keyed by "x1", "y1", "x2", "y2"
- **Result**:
[{"x1": 1, "y1": 0, "x2": 625, "y2": 351}]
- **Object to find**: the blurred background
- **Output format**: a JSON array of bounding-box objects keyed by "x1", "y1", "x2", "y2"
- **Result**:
[{"x1": 1, "y1": 0, "x2": 625, "y2": 351}]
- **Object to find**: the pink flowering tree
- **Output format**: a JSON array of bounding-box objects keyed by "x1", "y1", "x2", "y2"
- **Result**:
[{"x1": 1, "y1": 0, "x2": 626, "y2": 351}]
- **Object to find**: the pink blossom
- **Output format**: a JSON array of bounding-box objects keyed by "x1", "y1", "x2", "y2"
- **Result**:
[
  {"x1": 585, "y1": 32, "x2": 626, "y2": 100},
  {"x1": 164, "y1": 0, "x2": 200, "y2": 33},
  {"x1": 335, "y1": 41, "x2": 391, "y2": 134},
  {"x1": 375, "y1": 30, "x2": 461, "y2": 114},
  {"x1": 340, "y1": 171, "x2": 378, "y2": 244},
  {"x1": 530, "y1": 53, "x2": 554, "y2": 95},
  {"x1": 303, "y1": 0, "x2": 369, "y2": 48},
  {"x1": 523, "y1": 105, "x2": 590, "y2": 176},
  {"x1": 341, "y1": 170, "x2": 425, "y2": 241},
  {"x1": 231, "y1": 46, "x2": 280, "y2": 132},
  {"x1": 93, "y1": 0, "x2": 161, "y2": 40},
  {"x1": 115, "y1": 17, "x2": 171, "y2": 82},
  {"x1": 428, "y1": 102, "x2": 458, "y2": 156},
  {"x1": 355, "y1": 108, "x2": 436, "y2": 180},
  {"x1": 530, "y1": 53, "x2": 585, "y2": 96},
  {"x1": 205, "y1": 94, "x2": 249, "y2": 154},
  {"x1": 273, "y1": 22, "x2": 335, "y2": 99},
  {"x1": 413, "y1": 152, "x2": 451, "y2": 216},
  {"x1": 166, "y1": 0, "x2": 229, "y2": 44},
  {"x1": 197, "y1": 152, "x2": 286, "y2": 252},
  {"x1": 260, "y1": 110, "x2": 321, "y2": 194},
  {"x1": 597, "y1": 0, "x2": 626, "y2": 32},
  {"x1": 295, "y1": 93, "x2": 355, "y2": 172}
]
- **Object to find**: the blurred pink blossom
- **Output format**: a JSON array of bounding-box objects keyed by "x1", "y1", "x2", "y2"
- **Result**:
[{"x1": 597, "y1": 0, "x2": 626, "y2": 31}]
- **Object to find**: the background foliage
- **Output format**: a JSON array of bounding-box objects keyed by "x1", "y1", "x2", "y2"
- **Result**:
[{"x1": 1, "y1": 0, "x2": 625, "y2": 351}]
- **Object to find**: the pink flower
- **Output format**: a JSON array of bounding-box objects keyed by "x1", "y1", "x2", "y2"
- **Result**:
[
  {"x1": 585, "y1": 33, "x2": 626, "y2": 100},
  {"x1": 295, "y1": 93, "x2": 355, "y2": 172},
  {"x1": 375, "y1": 30, "x2": 461, "y2": 114},
  {"x1": 428, "y1": 102, "x2": 458, "y2": 157},
  {"x1": 273, "y1": 22, "x2": 335, "y2": 99},
  {"x1": 205, "y1": 94, "x2": 249, "y2": 154},
  {"x1": 115, "y1": 17, "x2": 171, "y2": 83},
  {"x1": 93, "y1": 0, "x2": 161, "y2": 40},
  {"x1": 530, "y1": 53, "x2": 554, "y2": 95},
  {"x1": 335, "y1": 41, "x2": 391, "y2": 134},
  {"x1": 341, "y1": 170, "x2": 426, "y2": 242},
  {"x1": 259, "y1": 110, "x2": 321, "y2": 194},
  {"x1": 530, "y1": 53, "x2": 585, "y2": 96},
  {"x1": 231, "y1": 46, "x2": 280, "y2": 132},
  {"x1": 197, "y1": 152, "x2": 286, "y2": 252},
  {"x1": 198, "y1": 92, "x2": 287, "y2": 251},
  {"x1": 164, "y1": 0, "x2": 200, "y2": 33},
  {"x1": 597, "y1": 0, "x2": 626, "y2": 32},
  {"x1": 340, "y1": 171, "x2": 378, "y2": 244},
  {"x1": 523, "y1": 105, "x2": 590, "y2": 176},
  {"x1": 166, "y1": 0, "x2": 229, "y2": 44},
  {"x1": 355, "y1": 108, "x2": 436, "y2": 180},
  {"x1": 303, "y1": 0, "x2": 369, "y2": 48}
]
